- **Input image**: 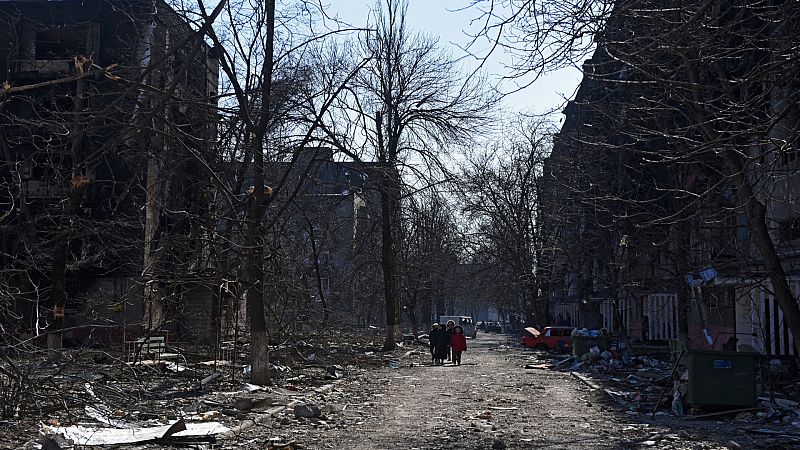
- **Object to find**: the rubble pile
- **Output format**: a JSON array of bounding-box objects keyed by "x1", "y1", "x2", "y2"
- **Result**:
[
  {"x1": 522, "y1": 337, "x2": 800, "y2": 447},
  {"x1": 524, "y1": 344, "x2": 672, "y2": 415},
  {"x1": 0, "y1": 326, "x2": 421, "y2": 449}
]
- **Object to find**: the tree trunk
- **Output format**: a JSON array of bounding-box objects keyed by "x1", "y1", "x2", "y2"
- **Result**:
[
  {"x1": 244, "y1": 0, "x2": 275, "y2": 384},
  {"x1": 674, "y1": 220, "x2": 691, "y2": 346},
  {"x1": 685, "y1": 62, "x2": 800, "y2": 357},
  {"x1": 306, "y1": 217, "x2": 329, "y2": 327},
  {"x1": 48, "y1": 59, "x2": 90, "y2": 349},
  {"x1": 251, "y1": 329, "x2": 270, "y2": 385},
  {"x1": 243, "y1": 174, "x2": 269, "y2": 384},
  {"x1": 376, "y1": 106, "x2": 402, "y2": 351},
  {"x1": 408, "y1": 292, "x2": 419, "y2": 337},
  {"x1": 48, "y1": 236, "x2": 67, "y2": 349},
  {"x1": 380, "y1": 174, "x2": 400, "y2": 350},
  {"x1": 539, "y1": 279, "x2": 550, "y2": 327},
  {"x1": 610, "y1": 277, "x2": 633, "y2": 354},
  {"x1": 675, "y1": 284, "x2": 690, "y2": 345},
  {"x1": 422, "y1": 296, "x2": 432, "y2": 332},
  {"x1": 578, "y1": 273, "x2": 600, "y2": 328},
  {"x1": 143, "y1": 157, "x2": 164, "y2": 330},
  {"x1": 723, "y1": 150, "x2": 800, "y2": 357}
]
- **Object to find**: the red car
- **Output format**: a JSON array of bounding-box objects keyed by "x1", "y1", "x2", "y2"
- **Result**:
[{"x1": 521, "y1": 326, "x2": 574, "y2": 351}]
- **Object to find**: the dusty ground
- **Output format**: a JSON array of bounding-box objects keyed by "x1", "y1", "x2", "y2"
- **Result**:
[
  {"x1": 227, "y1": 333, "x2": 793, "y2": 450},
  {"x1": 6, "y1": 331, "x2": 799, "y2": 449}
]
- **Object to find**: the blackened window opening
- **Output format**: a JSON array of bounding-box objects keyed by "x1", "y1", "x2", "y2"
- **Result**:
[{"x1": 35, "y1": 27, "x2": 86, "y2": 59}]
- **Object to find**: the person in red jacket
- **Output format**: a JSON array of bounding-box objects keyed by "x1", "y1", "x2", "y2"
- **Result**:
[{"x1": 450, "y1": 325, "x2": 467, "y2": 365}]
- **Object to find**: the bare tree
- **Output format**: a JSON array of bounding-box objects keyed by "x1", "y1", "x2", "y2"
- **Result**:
[
  {"x1": 460, "y1": 116, "x2": 554, "y2": 327},
  {"x1": 194, "y1": 0, "x2": 378, "y2": 383},
  {"x1": 399, "y1": 191, "x2": 462, "y2": 335},
  {"x1": 315, "y1": 0, "x2": 494, "y2": 350}
]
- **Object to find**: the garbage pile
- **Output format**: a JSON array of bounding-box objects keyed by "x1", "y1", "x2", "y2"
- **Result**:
[
  {"x1": 523, "y1": 333, "x2": 800, "y2": 446},
  {"x1": 523, "y1": 336, "x2": 673, "y2": 416}
]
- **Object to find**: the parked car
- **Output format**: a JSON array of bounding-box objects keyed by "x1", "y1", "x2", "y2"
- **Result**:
[
  {"x1": 521, "y1": 326, "x2": 574, "y2": 351},
  {"x1": 484, "y1": 321, "x2": 502, "y2": 333}
]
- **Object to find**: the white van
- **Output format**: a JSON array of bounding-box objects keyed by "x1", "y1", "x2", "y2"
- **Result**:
[{"x1": 439, "y1": 316, "x2": 477, "y2": 338}]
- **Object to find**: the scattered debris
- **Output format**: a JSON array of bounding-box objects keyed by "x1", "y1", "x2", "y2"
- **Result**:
[
  {"x1": 40, "y1": 419, "x2": 229, "y2": 446},
  {"x1": 325, "y1": 365, "x2": 345, "y2": 379},
  {"x1": 294, "y1": 404, "x2": 321, "y2": 419},
  {"x1": 234, "y1": 397, "x2": 254, "y2": 411}
]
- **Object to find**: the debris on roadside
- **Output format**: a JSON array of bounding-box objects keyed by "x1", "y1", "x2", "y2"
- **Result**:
[
  {"x1": 10, "y1": 326, "x2": 394, "y2": 448},
  {"x1": 39, "y1": 419, "x2": 229, "y2": 446},
  {"x1": 521, "y1": 332, "x2": 800, "y2": 442}
]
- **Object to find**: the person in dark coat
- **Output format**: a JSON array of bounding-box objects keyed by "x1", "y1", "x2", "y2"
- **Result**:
[
  {"x1": 451, "y1": 326, "x2": 467, "y2": 365},
  {"x1": 434, "y1": 323, "x2": 449, "y2": 364},
  {"x1": 428, "y1": 323, "x2": 440, "y2": 362},
  {"x1": 444, "y1": 320, "x2": 456, "y2": 362}
]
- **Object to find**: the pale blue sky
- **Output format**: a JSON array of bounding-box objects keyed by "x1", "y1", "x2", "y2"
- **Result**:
[{"x1": 324, "y1": 0, "x2": 583, "y2": 119}]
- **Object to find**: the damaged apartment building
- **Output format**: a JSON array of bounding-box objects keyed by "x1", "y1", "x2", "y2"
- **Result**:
[
  {"x1": 257, "y1": 147, "x2": 383, "y2": 332},
  {"x1": 0, "y1": 0, "x2": 219, "y2": 347},
  {"x1": 541, "y1": 1, "x2": 800, "y2": 360}
]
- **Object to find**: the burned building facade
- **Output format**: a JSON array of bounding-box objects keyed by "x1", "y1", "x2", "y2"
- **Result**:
[
  {"x1": 0, "y1": 0, "x2": 219, "y2": 347},
  {"x1": 541, "y1": 0, "x2": 800, "y2": 358}
]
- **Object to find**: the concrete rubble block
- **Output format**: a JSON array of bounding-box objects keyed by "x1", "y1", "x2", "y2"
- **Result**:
[
  {"x1": 326, "y1": 365, "x2": 345, "y2": 379},
  {"x1": 294, "y1": 404, "x2": 321, "y2": 419},
  {"x1": 492, "y1": 438, "x2": 507, "y2": 449},
  {"x1": 228, "y1": 396, "x2": 277, "y2": 412},
  {"x1": 234, "y1": 398, "x2": 254, "y2": 411},
  {"x1": 40, "y1": 419, "x2": 229, "y2": 446}
]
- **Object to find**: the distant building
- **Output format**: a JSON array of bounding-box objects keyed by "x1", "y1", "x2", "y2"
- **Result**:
[{"x1": 265, "y1": 148, "x2": 384, "y2": 329}]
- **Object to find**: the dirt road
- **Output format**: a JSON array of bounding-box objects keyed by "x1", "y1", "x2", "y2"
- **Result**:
[
  {"x1": 277, "y1": 333, "x2": 767, "y2": 450},
  {"x1": 321, "y1": 333, "x2": 619, "y2": 449}
]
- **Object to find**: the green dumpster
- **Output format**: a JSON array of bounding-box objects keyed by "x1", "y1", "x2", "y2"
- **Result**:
[
  {"x1": 681, "y1": 350, "x2": 758, "y2": 407},
  {"x1": 572, "y1": 335, "x2": 611, "y2": 357}
]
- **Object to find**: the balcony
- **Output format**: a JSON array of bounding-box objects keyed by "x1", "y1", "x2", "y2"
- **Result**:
[
  {"x1": 10, "y1": 59, "x2": 76, "y2": 79},
  {"x1": 21, "y1": 180, "x2": 64, "y2": 199}
]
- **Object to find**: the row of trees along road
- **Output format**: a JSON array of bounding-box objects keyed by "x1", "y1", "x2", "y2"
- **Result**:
[
  {"x1": 190, "y1": 0, "x2": 494, "y2": 381},
  {"x1": 0, "y1": 0, "x2": 495, "y2": 385},
  {"x1": 460, "y1": 117, "x2": 556, "y2": 328},
  {"x1": 313, "y1": 0, "x2": 494, "y2": 350},
  {"x1": 399, "y1": 191, "x2": 463, "y2": 338}
]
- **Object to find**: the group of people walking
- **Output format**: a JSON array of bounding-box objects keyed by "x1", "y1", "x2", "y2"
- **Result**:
[{"x1": 428, "y1": 320, "x2": 467, "y2": 365}]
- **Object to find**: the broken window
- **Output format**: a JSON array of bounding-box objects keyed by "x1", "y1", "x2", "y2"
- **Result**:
[
  {"x1": 318, "y1": 251, "x2": 330, "y2": 265},
  {"x1": 319, "y1": 277, "x2": 330, "y2": 292},
  {"x1": 35, "y1": 27, "x2": 86, "y2": 59},
  {"x1": 779, "y1": 143, "x2": 799, "y2": 165},
  {"x1": 12, "y1": 23, "x2": 99, "y2": 76},
  {"x1": 779, "y1": 216, "x2": 800, "y2": 242}
]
